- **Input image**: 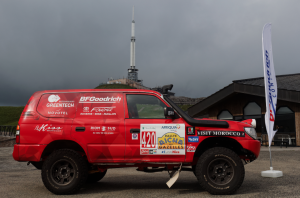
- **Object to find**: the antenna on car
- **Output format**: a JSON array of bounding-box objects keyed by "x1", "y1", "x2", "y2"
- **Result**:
[{"x1": 162, "y1": 84, "x2": 173, "y2": 95}]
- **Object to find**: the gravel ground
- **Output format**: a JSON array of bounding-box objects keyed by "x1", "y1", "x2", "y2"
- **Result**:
[{"x1": 1, "y1": 147, "x2": 300, "y2": 198}]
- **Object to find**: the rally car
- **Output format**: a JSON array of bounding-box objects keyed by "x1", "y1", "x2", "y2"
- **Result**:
[{"x1": 13, "y1": 84, "x2": 260, "y2": 195}]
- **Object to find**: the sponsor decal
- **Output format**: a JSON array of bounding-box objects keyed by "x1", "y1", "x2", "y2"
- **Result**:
[
  {"x1": 91, "y1": 107, "x2": 116, "y2": 112},
  {"x1": 188, "y1": 137, "x2": 199, "y2": 142},
  {"x1": 158, "y1": 132, "x2": 184, "y2": 149},
  {"x1": 132, "y1": 133, "x2": 138, "y2": 140},
  {"x1": 103, "y1": 113, "x2": 116, "y2": 116},
  {"x1": 91, "y1": 126, "x2": 101, "y2": 131},
  {"x1": 161, "y1": 124, "x2": 180, "y2": 130},
  {"x1": 100, "y1": 126, "x2": 116, "y2": 132},
  {"x1": 198, "y1": 131, "x2": 245, "y2": 137},
  {"x1": 149, "y1": 150, "x2": 153, "y2": 154},
  {"x1": 161, "y1": 150, "x2": 173, "y2": 154},
  {"x1": 79, "y1": 96, "x2": 121, "y2": 103},
  {"x1": 46, "y1": 95, "x2": 74, "y2": 108},
  {"x1": 187, "y1": 145, "x2": 196, "y2": 152},
  {"x1": 142, "y1": 126, "x2": 155, "y2": 130},
  {"x1": 80, "y1": 113, "x2": 92, "y2": 115},
  {"x1": 93, "y1": 132, "x2": 114, "y2": 135},
  {"x1": 187, "y1": 127, "x2": 195, "y2": 135},
  {"x1": 34, "y1": 124, "x2": 63, "y2": 132},
  {"x1": 48, "y1": 109, "x2": 68, "y2": 115},
  {"x1": 83, "y1": 107, "x2": 89, "y2": 112},
  {"x1": 141, "y1": 149, "x2": 149, "y2": 155},
  {"x1": 48, "y1": 95, "x2": 60, "y2": 102}
]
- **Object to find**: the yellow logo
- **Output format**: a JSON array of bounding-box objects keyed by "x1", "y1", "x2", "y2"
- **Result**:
[{"x1": 158, "y1": 132, "x2": 185, "y2": 149}]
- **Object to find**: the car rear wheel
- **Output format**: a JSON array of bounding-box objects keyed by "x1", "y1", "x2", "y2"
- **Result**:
[
  {"x1": 195, "y1": 147, "x2": 245, "y2": 195},
  {"x1": 41, "y1": 149, "x2": 88, "y2": 195}
]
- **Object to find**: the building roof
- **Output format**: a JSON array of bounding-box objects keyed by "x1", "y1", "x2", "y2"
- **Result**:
[
  {"x1": 188, "y1": 73, "x2": 300, "y2": 117},
  {"x1": 233, "y1": 73, "x2": 300, "y2": 92}
]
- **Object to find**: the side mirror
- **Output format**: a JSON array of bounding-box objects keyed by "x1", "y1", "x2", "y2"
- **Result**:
[{"x1": 164, "y1": 107, "x2": 175, "y2": 117}]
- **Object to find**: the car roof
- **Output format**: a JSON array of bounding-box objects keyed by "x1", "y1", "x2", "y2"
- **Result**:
[{"x1": 37, "y1": 89, "x2": 162, "y2": 97}]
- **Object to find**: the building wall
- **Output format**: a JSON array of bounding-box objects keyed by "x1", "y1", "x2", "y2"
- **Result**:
[{"x1": 195, "y1": 93, "x2": 300, "y2": 146}]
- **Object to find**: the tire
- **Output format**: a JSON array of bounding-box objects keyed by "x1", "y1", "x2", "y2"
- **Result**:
[
  {"x1": 192, "y1": 165, "x2": 196, "y2": 177},
  {"x1": 87, "y1": 170, "x2": 107, "y2": 183},
  {"x1": 195, "y1": 147, "x2": 245, "y2": 195},
  {"x1": 41, "y1": 149, "x2": 88, "y2": 195}
]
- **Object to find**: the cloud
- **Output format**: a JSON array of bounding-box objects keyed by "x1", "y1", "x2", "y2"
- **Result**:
[{"x1": 1, "y1": 0, "x2": 300, "y2": 105}]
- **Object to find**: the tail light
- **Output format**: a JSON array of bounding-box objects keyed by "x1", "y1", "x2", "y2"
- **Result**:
[{"x1": 16, "y1": 125, "x2": 20, "y2": 144}]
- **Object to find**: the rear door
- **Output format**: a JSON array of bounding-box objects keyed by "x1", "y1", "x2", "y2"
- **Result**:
[
  {"x1": 72, "y1": 92, "x2": 125, "y2": 162},
  {"x1": 124, "y1": 93, "x2": 186, "y2": 163}
]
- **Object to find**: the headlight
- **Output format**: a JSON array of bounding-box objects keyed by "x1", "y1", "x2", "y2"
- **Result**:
[{"x1": 244, "y1": 127, "x2": 257, "y2": 139}]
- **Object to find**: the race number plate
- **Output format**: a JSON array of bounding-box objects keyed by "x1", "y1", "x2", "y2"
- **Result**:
[{"x1": 140, "y1": 124, "x2": 185, "y2": 155}]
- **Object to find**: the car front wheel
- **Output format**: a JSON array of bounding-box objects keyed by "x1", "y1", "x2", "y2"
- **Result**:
[{"x1": 195, "y1": 147, "x2": 245, "y2": 195}]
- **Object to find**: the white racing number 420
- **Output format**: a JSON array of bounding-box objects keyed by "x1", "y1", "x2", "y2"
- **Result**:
[{"x1": 141, "y1": 131, "x2": 156, "y2": 148}]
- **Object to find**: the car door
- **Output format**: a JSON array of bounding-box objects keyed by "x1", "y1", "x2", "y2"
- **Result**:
[
  {"x1": 72, "y1": 92, "x2": 125, "y2": 162},
  {"x1": 124, "y1": 93, "x2": 186, "y2": 163}
]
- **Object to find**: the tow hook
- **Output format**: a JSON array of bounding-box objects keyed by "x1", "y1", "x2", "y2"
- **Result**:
[{"x1": 166, "y1": 163, "x2": 182, "y2": 188}]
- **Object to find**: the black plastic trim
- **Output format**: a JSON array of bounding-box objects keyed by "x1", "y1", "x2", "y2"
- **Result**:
[{"x1": 163, "y1": 96, "x2": 229, "y2": 128}]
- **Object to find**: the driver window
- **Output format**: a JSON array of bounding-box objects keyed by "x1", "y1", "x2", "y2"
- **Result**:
[{"x1": 126, "y1": 95, "x2": 167, "y2": 118}]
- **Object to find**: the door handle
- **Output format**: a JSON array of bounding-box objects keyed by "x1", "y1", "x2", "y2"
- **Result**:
[
  {"x1": 130, "y1": 128, "x2": 140, "y2": 133},
  {"x1": 76, "y1": 127, "x2": 85, "y2": 132}
]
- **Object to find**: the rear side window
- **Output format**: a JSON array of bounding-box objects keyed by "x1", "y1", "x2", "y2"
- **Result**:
[
  {"x1": 126, "y1": 95, "x2": 167, "y2": 119},
  {"x1": 37, "y1": 93, "x2": 80, "y2": 118}
]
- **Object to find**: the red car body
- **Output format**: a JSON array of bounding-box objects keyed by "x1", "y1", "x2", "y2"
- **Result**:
[
  {"x1": 13, "y1": 89, "x2": 260, "y2": 166},
  {"x1": 12, "y1": 88, "x2": 261, "y2": 194}
]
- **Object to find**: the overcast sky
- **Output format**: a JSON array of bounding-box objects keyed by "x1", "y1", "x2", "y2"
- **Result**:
[{"x1": 1, "y1": 0, "x2": 300, "y2": 106}]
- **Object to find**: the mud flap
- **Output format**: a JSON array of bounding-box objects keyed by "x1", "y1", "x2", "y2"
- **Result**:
[{"x1": 166, "y1": 164, "x2": 182, "y2": 188}]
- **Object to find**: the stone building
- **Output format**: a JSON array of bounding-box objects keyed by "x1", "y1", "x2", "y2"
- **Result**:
[{"x1": 188, "y1": 73, "x2": 300, "y2": 146}]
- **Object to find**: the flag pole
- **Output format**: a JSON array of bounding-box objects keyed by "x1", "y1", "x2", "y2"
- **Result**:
[
  {"x1": 260, "y1": 23, "x2": 282, "y2": 177},
  {"x1": 269, "y1": 146, "x2": 273, "y2": 170}
]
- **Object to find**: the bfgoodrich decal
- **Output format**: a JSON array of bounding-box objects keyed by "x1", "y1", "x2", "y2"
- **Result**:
[
  {"x1": 198, "y1": 131, "x2": 245, "y2": 137},
  {"x1": 79, "y1": 96, "x2": 121, "y2": 103}
]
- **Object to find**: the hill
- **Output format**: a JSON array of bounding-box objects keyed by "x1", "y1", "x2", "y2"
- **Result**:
[
  {"x1": 0, "y1": 106, "x2": 24, "y2": 126},
  {"x1": 95, "y1": 84, "x2": 136, "y2": 89}
]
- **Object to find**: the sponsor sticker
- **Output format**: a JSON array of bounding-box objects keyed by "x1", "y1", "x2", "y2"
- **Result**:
[
  {"x1": 79, "y1": 96, "x2": 121, "y2": 103},
  {"x1": 91, "y1": 107, "x2": 116, "y2": 112},
  {"x1": 132, "y1": 133, "x2": 138, "y2": 140},
  {"x1": 188, "y1": 137, "x2": 199, "y2": 142},
  {"x1": 48, "y1": 109, "x2": 68, "y2": 116},
  {"x1": 187, "y1": 127, "x2": 195, "y2": 135},
  {"x1": 140, "y1": 124, "x2": 185, "y2": 155},
  {"x1": 141, "y1": 149, "x2": 149, "y2": 155},
  {"x1": 187, "y1": 145, "x2": 196, "y2": 152},
  {"x1": 198, "y1": 131, "x2": 245, "y2": 137},
  {"x1": 46, "y1": 95, "x2": 75, "y2": 108},
  {"x1": 34, "y1": 124, "x2": 63, "y2": 132},
  {"x1": 158, "y1": 132, "x2": 184, "y2": 149}
]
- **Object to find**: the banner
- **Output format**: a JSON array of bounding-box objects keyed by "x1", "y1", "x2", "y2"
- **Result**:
[{"x1": 262, "y1": 23, "x2": 278, "y2": 146}]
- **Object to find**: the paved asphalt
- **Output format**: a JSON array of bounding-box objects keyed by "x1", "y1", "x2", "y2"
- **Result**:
[{"x1": 1, "y1": 147, "x2": 300, "y2": 198}]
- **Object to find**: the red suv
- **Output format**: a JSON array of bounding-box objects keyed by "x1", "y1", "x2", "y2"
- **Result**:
[{"x1": 13, "y1": 85, "x2": 260, "y2": 195}]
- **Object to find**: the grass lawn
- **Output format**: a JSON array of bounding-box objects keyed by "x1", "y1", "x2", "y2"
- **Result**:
[{"x1": 0, "y1": 106, "x2": 24, "y2": 126}]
